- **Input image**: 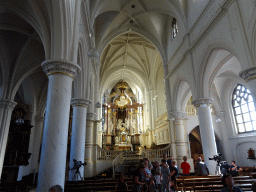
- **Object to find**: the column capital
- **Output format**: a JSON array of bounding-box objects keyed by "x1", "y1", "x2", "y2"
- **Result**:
[
  {"x1": 41, "y1": 59, "x2": 81, "y2": 79},
  {"x1": 0, "y1": 99, "x2": 17, "y2": 110},
  {"x1": 35, "y1": 116, "x2": 45, "y2": 122},
  {"x1": 71, "y1": 98, "x2": 91, "y2": 108},
  {"x1": 87, "y1": 112, "x2": 96, "y2": 120},
  {"x1": 239, "y1": 67, "x2": 256, "y2": 82},
  {"x1": 171, "y1": 111, "x2": 187, "y2": 119},
  {"x1": 192, "y1": 98, "x2": 213, "y2": 108}
]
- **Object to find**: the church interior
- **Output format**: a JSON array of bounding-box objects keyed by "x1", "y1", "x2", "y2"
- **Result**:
[{"x1": 1, "y1": 0, "x2": 256, "y2": 191}]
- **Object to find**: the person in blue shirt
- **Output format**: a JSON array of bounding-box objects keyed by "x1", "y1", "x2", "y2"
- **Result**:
[{"x1": 229, "y1": 161, "x2": 243, "y2": 177}]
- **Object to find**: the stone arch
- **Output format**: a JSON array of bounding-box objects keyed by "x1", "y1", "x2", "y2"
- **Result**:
[
  {"x1": 100, "y1": 66, "x2": 148, "y2": 96},
  {"x1": 197, "y1": 45, "x2": 244, "y2": 99},
  {"x1": 0, "y1": 2, "x2": 50, "y2": 59},
  {"x1": 171, "y1": 75, "x2": 195, "y2": 112},
  {"x1": 189, "y1": 126, "x2": 223, "y2": 162},
  {"x1": 10, "y1": 65, "x2": 42, "y2": 100}
]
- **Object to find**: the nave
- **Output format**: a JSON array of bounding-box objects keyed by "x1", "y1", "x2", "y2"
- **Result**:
[{"x1": 1, "y1": 0, "x2": 256, "y2": 191}]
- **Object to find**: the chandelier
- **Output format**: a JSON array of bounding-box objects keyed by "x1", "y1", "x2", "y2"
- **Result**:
[{"x1": 114, "y1": 81, "x2": 131, "y2": 109}]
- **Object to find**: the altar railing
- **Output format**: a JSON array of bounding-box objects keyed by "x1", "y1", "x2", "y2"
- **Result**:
[
  {"x1": 142, "y1": 143, "x2": 172, "y2": 162},
  {"x1": 96, "y1": 145, "x2": 120, "y2": 160}
]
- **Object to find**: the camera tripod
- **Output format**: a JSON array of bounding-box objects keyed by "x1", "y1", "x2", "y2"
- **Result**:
[{"x1": 70, "y1": 167, "x2": 83, "y2": 181}]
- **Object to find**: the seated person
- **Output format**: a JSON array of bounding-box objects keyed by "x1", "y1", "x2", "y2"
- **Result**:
[
  {"x1": 220, "y1": 174, "x2": 243, "y2": 192},
  {"x1": 229, "y1": 161, "x2": 243, "y2": 177},
  {"x1": 195, "y1": 157, "x2": 209, "y2": 176},
  {"x1": 49, "y1": 185, "x2": 63, "y2": 192},
  {"x1": 115, "y1": 174, "x2": 128, "y2": 191}
]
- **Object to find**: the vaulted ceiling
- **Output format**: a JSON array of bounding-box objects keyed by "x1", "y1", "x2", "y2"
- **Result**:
[
  {"x1": 99, "y1": 31, "x2": 163, "y2": 97},
  {"x1": 89, "y1": 0, "x2": 185, "y2": 96}
]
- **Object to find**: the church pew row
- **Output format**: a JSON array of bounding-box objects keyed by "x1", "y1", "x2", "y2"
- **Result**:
[
  {"x1": 0, "y1": 181, "x2": 34, "y2": 192},
  {"x1": 65, "y1": 179, "x2": 133, "y2": 192},
  {"x1": 175, "y1": 175, "x2": 255, "y2": 192}
]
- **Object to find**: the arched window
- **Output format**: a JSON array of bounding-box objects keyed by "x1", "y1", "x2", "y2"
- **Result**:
[{"x1": 232, "y1": 84, "x2": 256, "y2": 133}]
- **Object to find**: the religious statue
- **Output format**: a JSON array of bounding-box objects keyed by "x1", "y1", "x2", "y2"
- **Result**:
[
  {"x1": 115, "y1": 136, "x2": 120, "y2": 144},
  {"x1": 248, "y1": 148, "x2": 255, "y2": 159},
  {"x1": 109, "y1": 120, "x2": 113, "y2": 135},
  {"x1": 103, "y1": 123, "x2": 107, "y2": 133},
  {"x1": 127, "y1": 136, "x2": 131, "y2": 144},
  {"x1": 117, "y1": 119, "x2": 122, "y2": 130}
]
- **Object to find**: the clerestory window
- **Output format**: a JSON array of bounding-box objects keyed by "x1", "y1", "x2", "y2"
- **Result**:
[
  {"x1": 172, "y1": 18, "x2": 178, "y2": 39},
  {"x1": 232, "y1": 84, "x2": 256, "y2": 133}
]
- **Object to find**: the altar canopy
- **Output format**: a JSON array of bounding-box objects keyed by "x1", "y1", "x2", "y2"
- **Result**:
[{"x1": 102, "y1": 81, "x2": 143, "y2": 151}]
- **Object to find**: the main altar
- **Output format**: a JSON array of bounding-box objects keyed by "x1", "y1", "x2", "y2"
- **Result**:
[{"x1": 102, "y1": 81, "x2": 143, "y2": 151}]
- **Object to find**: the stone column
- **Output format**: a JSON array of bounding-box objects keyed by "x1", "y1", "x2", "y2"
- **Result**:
[
  {"x1": 0, "y1": 99, "x2": 16, "y2": 179},
  {"x1": 163, "y1": 65, "x2": 177, "y2": 159},
  {"x1": 69, "y1": 98, "x2": 91, "y2": 181},
  {"x1": 171, "y1": 111, "x2": 188, "y2": 166},
  {"x1": 37, "y1": 60, "x2": 81, "y2": 192},
  {"x1": 30, "y1": 116, "x2": 45, "y2": 173},
  {"x1": 84, "y1": 112, "x2": 95, "y2": 178},
  {"x1": 192, "y1": 98, "x2": 218, "y2": 175},
  {"x1": 92, "y1": 119, "x2": 101, "y2": 176},
  {"x1": 216, "y1": 112, "x2": 232, "y2": 162},
  {"x1": 240, "y1": 67, "x2": 256, "y2": 103}
]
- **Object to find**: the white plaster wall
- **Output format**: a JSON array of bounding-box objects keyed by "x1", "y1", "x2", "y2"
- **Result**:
[
  {"x1": 95, "y1": 160, "x2": 113, "y2": 176},
  {"x1": 187, "y1": 0, "x2": 211, "y2": 30},
  {"x1": 187, "y1": 115, "x2": 199, "y2": 134},
  {"x1": 233, "y1": 139, "x2": 256, "y2": 167}
]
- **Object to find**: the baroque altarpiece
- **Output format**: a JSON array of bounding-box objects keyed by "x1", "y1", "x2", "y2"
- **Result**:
[{"x1": 102, "y1": 81, "x2": 143, "y2": 151}]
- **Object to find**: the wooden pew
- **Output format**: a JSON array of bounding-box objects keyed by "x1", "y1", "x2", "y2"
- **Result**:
[
  {"x1": 65, "y1": 178, "x2": 133, "y2": 192},
  {"x1": 176, "y1": 175, "x2": 254, "y2": 192}
]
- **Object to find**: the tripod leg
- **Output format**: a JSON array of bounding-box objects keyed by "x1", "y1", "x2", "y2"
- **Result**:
[
  {"x1": 78, "y1": 171, "x2": 83, "y2": 181},
  {"x1": 72, "y1": 172, "x2": 76, "y2": 181}
]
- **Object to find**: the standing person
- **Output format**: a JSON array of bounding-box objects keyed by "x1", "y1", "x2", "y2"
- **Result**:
[
  {"x1": 133, "y1": 164, "x2": 145, "y2": 192},
  {"x1": 180, "y1": 156, "x2": 191, "y2": 176},
  {"x1": 170, "y1": 161, "x2": 179, "y2": 192},
  {"x1": 220, "y1": 174, "x2": 243, "y2": 192},
  {"x1": 229, "y1": 161, "x2": 243, "y2": 177},
  {"x1": 154, "y1": 161, "x2": 162, "y2": 192},
  {"x1": 167, "y1": 156, "x2": 173, "y2": 170},
  {"x1": 143, "y1": 158, "x2": 153, "y2": 171},
  {"x1": 142, "y1": 159, "x2": 152, "y2": 191},
  {"x1": 163, "y1": 154, "x2": 167, "y2": 161},
  {"x1": 161, "y1": 159, "x2": 170, "y2": 192},
  {"x1": 195, "y1": 157, "x2": 209, "y2": 176}
]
